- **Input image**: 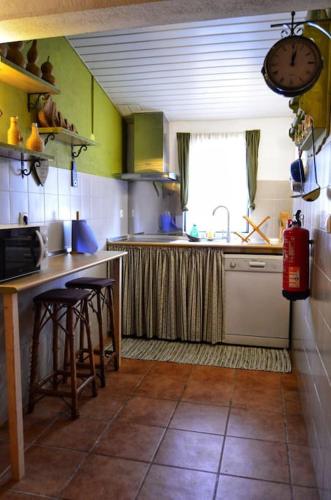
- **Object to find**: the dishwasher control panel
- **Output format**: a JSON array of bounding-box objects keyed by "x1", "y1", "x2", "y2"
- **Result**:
[{"x1": 224, "y1": 254, "x2": 283, "y2": 272}]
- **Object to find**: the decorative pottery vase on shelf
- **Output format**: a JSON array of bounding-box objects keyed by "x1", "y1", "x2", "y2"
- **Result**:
[
  {"x1": 41, "y1": 56, "x2": 55, "y2": 85},
  {"x1": 26, "y1": 123, "x2": 44, "y2": 152},
  {"x1": 7, "y1": 116, "x2": 23, "y2": 146},
  {"x1": 26, "y1": 40, "x2": 41, "y2": 77},
  {"x1": 6, "y1": 41, "x2": 25, "y2": 67}
]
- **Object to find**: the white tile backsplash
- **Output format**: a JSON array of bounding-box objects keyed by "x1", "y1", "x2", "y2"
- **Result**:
[
  {"x1": 0, "y1": 160, "x2": 9, "y2": 191},
  {"x1": 0, "y1": 191, "x2": 10, "y2": 223},
  {"x1": 27, "y1": 172, "x2": 45, "y2": 194},
  {"x1": 57, "y1": 168, "x2": 71, "y2": 195},
  {"x1": 44, "y1": 166, "x2": 58, "y2": 195},
  {"x1": 0, "y1": 159, "x2": 128, "y2": 251},
  {"x1": 292, "y1": 140, "x2": 331, "y2": 500},
  {"x1": 58, "y1": 194, "x2": 71, "y2": 220},
  {"x1": 80, "y1": 172, "x2": 91, "y2": 197},
  {"x1": 9, "y1": 161, "x2": 28, "y2": 192},
  {"x1": 249, "y1": 180, "x2": 293, "y2": 239},
  {"x1": 10, "y1": 191, "x2": 28, "y2": 223},
  {"x1": 70, "y1": 195, "x2": 81, "y2": 220},
  {"x1": 45, "y1": 193, "x2": 59, "y2": 221},
  {"x1": 28, "y1": 192, "x2": 45, "y2": 223},
  {"x1": 80, "y1": 196, "x2": 91, "y2": 220}
]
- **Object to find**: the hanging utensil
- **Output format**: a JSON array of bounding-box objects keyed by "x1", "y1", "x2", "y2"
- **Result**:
[
  {"x1": 290, "y1": 147, "x2": 305, "y2": 198},
  {"x1": 302, "y1": 123, "x2": 320, "y2": 202}
]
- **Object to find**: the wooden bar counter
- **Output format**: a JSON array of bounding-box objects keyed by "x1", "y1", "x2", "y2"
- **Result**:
[{"x1": 0, "y1": 250, "x2": 127, "y2": 481}]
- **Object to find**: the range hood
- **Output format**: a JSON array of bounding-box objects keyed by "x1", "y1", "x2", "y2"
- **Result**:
[{"x1": 121, "y1": 112, "x2": 179, "y2": 182}]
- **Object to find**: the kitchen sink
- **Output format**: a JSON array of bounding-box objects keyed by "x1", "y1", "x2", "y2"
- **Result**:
[
  {"x1": 110, "y1": 234, "x2": 188, "y2": 243},
  {"x1": 108, "y1": 234, "x2": 281, "y2": 246}
]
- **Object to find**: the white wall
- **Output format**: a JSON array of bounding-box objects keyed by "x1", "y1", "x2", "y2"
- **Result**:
[
  {"x1": 291, "y1": 140, "x2": 331, "y2": 500},
  {"x1": 169, "y1": 116, "x2": 296, "y2": 181}
]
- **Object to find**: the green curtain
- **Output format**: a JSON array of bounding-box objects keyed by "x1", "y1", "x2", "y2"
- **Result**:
[
  {"x1": 245, "y1": 130, "x2": 260, "y2": 210},
  {"x1": 176, "y1": 132, "x2": 191, "y2": 211},
  {"x1": 108, "y1": 244, "x2": 223, "y2": 344}
]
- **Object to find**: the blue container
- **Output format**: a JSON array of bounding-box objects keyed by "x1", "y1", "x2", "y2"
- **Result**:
[{"x1": 160, "y1": 212, "x2": 172, "y2": 232}]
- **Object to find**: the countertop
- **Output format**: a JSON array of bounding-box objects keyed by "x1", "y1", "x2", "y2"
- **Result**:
[
  {"x1": 107, "y1": 238, "x2": 283, "y2": 255},
  {"x1": 0, "y1": 250, "x2": 127, "y2": 294}
]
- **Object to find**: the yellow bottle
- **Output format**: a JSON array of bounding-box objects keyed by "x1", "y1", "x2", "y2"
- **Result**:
[
  {"x1": 26, "y1": 123, "x2": 44, "y2": 152},
  {"x1": 7, "y1": 116, "x2": 22, "y2": 146}
]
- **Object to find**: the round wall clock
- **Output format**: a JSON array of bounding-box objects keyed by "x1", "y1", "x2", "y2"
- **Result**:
[{"x1": 261, "y1": 35, "x2": 323, "y2": 97}]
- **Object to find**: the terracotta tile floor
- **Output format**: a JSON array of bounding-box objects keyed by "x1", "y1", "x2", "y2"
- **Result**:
[{"x1": 0, "y1": 359, "x2": 319, "y2": 499}]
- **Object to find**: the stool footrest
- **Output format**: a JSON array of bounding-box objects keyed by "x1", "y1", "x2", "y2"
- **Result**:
[{"x1": 36, "y1": 375, "x2": 95, "y2": 399}]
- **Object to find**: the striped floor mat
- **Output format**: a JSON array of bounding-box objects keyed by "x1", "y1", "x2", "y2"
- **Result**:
[{"x1": 121, "y1": 337, "x2": 292, "y2": 373}]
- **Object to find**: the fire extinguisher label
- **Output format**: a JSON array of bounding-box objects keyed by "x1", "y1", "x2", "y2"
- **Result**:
[{"x1": 288, "y1": 266, "x2": 300, "y2": 288}]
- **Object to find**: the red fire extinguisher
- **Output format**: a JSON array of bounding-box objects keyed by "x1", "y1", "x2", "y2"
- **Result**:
[{"x1": 282, "y1": 210, "x2": 310, "y2": 300}]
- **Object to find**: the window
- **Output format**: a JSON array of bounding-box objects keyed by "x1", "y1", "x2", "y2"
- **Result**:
[{"x1": 186, "y1": 132, "x2": 248, "y2": 235}]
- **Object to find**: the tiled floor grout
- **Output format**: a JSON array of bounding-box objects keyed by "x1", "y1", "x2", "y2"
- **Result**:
[
  {"x1": 55, "y1": 369, "x2": 151, "y2": 499},
  {"x1": 212, "y1": 400, "x2": 232, "y2": 499},
  {"x1": 282, "y1": 384, "x2": 295, "y2": 500},
  {"x1": 134, "y1": 363, "x2": 193, "y2": 499},
  {"x1": 1, "y1": 360, "x2": 318, "y2": 499}
]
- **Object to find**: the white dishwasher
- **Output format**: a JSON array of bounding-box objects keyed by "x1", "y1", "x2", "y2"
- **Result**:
[{"x1": 223, "y1": 254, "x2": 289, "y2": 348}]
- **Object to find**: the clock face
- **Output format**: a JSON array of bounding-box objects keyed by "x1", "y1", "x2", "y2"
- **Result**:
[{"x1": 262, "y1": 35, "x2": 323, "y2": 97}]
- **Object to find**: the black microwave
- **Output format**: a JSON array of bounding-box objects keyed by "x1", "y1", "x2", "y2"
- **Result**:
[{"x1": 0, "y1": 226, "x2": 47, "y2": 282}]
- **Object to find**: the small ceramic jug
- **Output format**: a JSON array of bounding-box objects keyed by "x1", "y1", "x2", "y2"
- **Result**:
[
  {"x1": 26, "y1": 123, "x2": 44, "y2": 152},
  {"x1": 7, "y1": 116, "x2": 22, "y2": 145},
  {"x1": 6, "y1": 41, "x2": 25, "y2": 67},
  {"x1": 26, "y1": 40, "x2": 41, "y2": 77}
]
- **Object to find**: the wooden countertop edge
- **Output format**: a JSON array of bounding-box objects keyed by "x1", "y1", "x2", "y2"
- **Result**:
[
  {"x1": 107, "y1": 241, "x2": 283, "y2": 253},
  {"x1": 0, "y1": 250, "x2": 127, "y2": 294}
]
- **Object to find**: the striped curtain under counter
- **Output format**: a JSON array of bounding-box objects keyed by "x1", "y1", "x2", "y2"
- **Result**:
[{"x1": 108, "y1": 244, "x2": 223, "y2": 344}]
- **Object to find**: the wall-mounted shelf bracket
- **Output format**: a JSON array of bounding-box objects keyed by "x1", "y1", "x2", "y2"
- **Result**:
[
  {"x1": 43, "y1": 133, "x2": 56, "y2": 146},
  {"x1": 20, "y1": 156, "x2": 45, "y2": 178},
  {"x1": 0, "y1": 142, "x2": 53, "y2": 184},
  {"x1": 71, "y1": 144, "x2": 88, "y2": 159},
  {"x1": 38, "y1": 128, "x2": 96, "y2": 159},
  {"x1": 27, "y1": 93, "x2": 47, "y2": 112}
]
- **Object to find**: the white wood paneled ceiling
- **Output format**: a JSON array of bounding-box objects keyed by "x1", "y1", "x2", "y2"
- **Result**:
[{"x1": 68, "y1": 11, "x2": 306, "y2": 120}]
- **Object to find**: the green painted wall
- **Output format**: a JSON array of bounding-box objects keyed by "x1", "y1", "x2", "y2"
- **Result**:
[{"x1": 0, "y1": 37, "x2": 122, "y2": 176}]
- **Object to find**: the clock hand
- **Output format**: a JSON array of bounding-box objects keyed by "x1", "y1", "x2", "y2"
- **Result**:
[{"x1": 290, "y1": 48, "x2": 297, "y2": 66}]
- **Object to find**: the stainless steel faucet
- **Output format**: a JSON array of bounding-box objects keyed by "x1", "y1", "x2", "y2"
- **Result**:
[{"x1": 212, "y1": 205, "x2": 230, "y2": 242}]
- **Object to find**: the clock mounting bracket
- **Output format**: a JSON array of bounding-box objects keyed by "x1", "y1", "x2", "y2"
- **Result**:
[{"x1": 270, "y1": 11, "x2": 331, "y2": 41}]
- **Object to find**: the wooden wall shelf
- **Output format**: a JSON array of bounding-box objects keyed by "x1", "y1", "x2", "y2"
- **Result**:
[
  {"x1": 38, "y1": 127, "x2": 96, "y2": 147},
  {"x1": 39, "y1": 127, "x2": 96, "y2": 161},
  {"x1": 0, "y1": 142, "x2": 53, "y2": 163},
  {"x1": 0, "y1": 56, "x2": 60, "y2": 95},
  {"x1": 296, "y1": 127, "x2": 327, "y2": 151},
  {"x1": 0, "y1": 142, "x2": 53, "y2": 181}
]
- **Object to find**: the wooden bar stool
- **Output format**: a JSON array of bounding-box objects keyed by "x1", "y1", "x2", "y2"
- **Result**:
[
  {"x1": 65, "y1": 277, "x2": 116, "y2": 387},
  {"x1": 28, "y1": 288, "x2": 97, "y2": 419}
]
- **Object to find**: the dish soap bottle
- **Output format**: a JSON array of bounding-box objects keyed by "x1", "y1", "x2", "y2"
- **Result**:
[{"x1": 190, "y1": 224, "x2": 199, "y2": 238}]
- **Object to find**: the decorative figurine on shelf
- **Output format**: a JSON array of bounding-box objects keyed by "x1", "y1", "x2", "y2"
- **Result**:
[
  {"x1": 6, "y1": 41, "x2": 25, "y2": 67},
  {"x1": 0, "y1": 43, "x2": 8, "y2": 58},
  {"x1": 37, "y1": 94, "x2": 78, "y2": 133},
  {"x1": 26, "y1": 123, "x2": 44, "y2": 152},
  {"x1": 26, "y1": 40, "x2": 41, "y2": 77},
  {"x1": 7, "y1": 116, "x2": 23, "y2": 146},
  {"x1": 41, "y1": 56, "x2": 55, "y2": 85}
]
